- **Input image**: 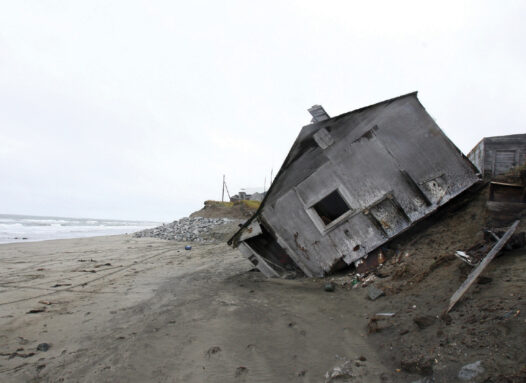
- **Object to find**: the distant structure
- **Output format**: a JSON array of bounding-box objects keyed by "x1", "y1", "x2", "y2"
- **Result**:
[
  {"x1": 229, "y1": 92, "x2": 479, "y2": 278},
  {"x1": 230, "y1": 187, "x2": 266, "y2": 202},
  {"x1": 468, "y1": 134, "x2": 526, "y2": 179}
]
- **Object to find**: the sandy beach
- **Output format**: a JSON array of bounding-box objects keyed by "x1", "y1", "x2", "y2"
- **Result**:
[
  {"x1": 2, "y1": 189, "x2": 525, "y2": 383},
  {"x1": 0, "y1": 235, "x2": 388, "y2": 382}
]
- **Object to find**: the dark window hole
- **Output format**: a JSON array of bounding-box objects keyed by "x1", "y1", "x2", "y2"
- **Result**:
[{"x1": 313, "y1": 190, "x2": 351, "y2": 225}]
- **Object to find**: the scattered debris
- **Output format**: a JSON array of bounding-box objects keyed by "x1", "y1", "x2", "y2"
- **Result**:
[
  {"x1": 235, "y1": 366, "x2": 248, "y2": 377},
  {"x1": 51, "y1": 283, "x2": 71, "y2": 288},
  {"x1": 38, "y1": 300, "x2": 52, "y2": 305},
  {"x1": 375, "y1": 312, "x2": 396, "y2": 318},
  {"x1": 324, "y1": 360, "x2": 353, "y2": 382},
  {"x1": 367, "y1": 316, "x2": 393, "y2": 334},
  {"x1": 413, "y1": 315, "x2": 435, "y2": 330},
  {"x1": 444, "y1": 220, "x2": 519, "y2": 315},
  {"x1": 367, "y1": 285, "x2": 384, "y2": 301},
  {"x1": 400, "y1": 356, "x2": 434, "y2": 375},
  {"x1": 361, "y1": 274, "x2": 377, "y2": 288},
  {"x1": 27, "y1": 308, "x2": 46, "y2": 314},
  {"x1": 455, "y1": 251, "x2": 476, "y2": 266},
  {"x1": 36, "y1": 343, "x2": 50, "y2": 352},
  {"x1": 185, "y1": 245, "x2": 192, "y2": 251},
  {"x1": 477, "y1": 276, "x2": 492, "y2": 285},
  {"x1": 94, "y1": 263, "x2": 112, "y2": 268},
  {"x1": 411, "y1": 377, "x2": 435, "y2": 383},
  {"x1": 324, "y1": 282, "x2": 336, "y2": 292},
  {"x1": 1, "y1": 351, "x2": 36, "y2": 359},
  {"x1": 206, "y1": 346, "x2": 221, "y2": 358},
  {"x1": 458, "y1": 361, "x2": 484, "y2": 381}
]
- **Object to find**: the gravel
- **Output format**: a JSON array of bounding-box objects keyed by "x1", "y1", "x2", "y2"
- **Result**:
[{"x1": 133, "y1": 217, "x2": 239, "y2": 243}]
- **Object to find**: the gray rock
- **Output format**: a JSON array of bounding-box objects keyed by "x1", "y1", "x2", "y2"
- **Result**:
[
  {"x1": 37, "y1": 343, "x2": 50, "y2": 352},
  {"x1": 413, "y1": 315, "x2": 436, "y2": 329},
  {"x1": 133, "y1": 217, "x2": 237, "y2": 243},
  {"x1": 367, "y1": 285, "x2": 384, "y2": 300},
  {"x1": 458, "y1": 361, "x2": 484, "y2": 381},
  {"x1": 411, "y1": 377, "x2": 434, "y2": 383}
]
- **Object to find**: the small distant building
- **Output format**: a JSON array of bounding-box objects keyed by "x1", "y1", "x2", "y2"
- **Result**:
[
  {"x1": 229, "y1": 92, "x2": 479, "y2": 278},
  {"x1": 230, "y1": 188, "x2": 266, "y2": 202},
  {"x1": 468, "y1": 134, "x2": 526, "y2": 179}
]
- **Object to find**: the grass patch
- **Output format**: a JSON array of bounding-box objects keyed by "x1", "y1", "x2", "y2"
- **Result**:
[
  {"x1": 240, "y1": 200, "x2": 261, "y2": 209},
  {"x1": 204, "y1": 200, "x2": 260, "y2": 209},
  {"x1": 204, "y1": 200, "x2": 234, "y2": 207}
]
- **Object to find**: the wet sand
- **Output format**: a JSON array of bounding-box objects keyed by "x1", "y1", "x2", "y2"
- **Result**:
[{"x1": 0, "y1": 235, "x2": 389, "y2": 382}]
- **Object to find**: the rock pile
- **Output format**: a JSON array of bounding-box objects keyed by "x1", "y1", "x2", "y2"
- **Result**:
[{"x1": 133, "y1": 217, "x2": 234, "y2": 242}]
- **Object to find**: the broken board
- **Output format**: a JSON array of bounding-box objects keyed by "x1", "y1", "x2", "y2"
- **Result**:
[{"x1": 444, "y1": 220, "x2": 519, "y2": 315}]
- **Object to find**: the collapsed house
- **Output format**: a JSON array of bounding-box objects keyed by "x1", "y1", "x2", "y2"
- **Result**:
[
  {"x1": 228, "y1": 92, "x2": 480, "y2": 277},
  {"x1": 468, "y1": 134, "x2": 526, "y2": 179}
]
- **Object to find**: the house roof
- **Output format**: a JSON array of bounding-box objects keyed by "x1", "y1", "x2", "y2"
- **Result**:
[{"x1": 228, "y1": 91, "x2": 419, "y2": 246}]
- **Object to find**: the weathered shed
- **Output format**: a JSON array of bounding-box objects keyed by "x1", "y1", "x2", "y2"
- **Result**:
[
  {"x1": 229, "y1": 92, "x2": 479, "y2": 277},
  {"x1": 468, "y1": 134, "x2": 526, "y2": 179}
]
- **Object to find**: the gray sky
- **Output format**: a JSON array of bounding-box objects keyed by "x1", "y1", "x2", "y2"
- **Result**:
[{"x1": 1, "y1": 1, "x2": 525, "y2": 221}]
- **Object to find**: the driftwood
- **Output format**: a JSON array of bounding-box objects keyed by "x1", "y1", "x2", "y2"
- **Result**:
[{"x1": 444, "y1": 220, "x2": 519, "y2": 315}]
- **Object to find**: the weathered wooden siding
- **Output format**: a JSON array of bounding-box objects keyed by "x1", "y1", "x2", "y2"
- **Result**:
[
  {"x1": 468, "y1": 134, "x2": 526, "y2": 179},
  {"x1": 468, "y1": 140, "x2": 485, "y2": 174},
  {"x1": 243, "y1": 94, "x2": 479, "y2": 277}
]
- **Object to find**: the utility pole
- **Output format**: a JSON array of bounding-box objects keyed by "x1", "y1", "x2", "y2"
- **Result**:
[
  {"x1": 222, "y1": 175, "x2": 225, "y2": 202},
  {"x1": 221, "y1": 175, "x2": 231, "y2": 202}
]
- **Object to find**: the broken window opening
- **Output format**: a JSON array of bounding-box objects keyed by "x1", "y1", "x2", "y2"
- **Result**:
[{"x1": 313, "y1": 190, "x2": 351, "y2": 225}]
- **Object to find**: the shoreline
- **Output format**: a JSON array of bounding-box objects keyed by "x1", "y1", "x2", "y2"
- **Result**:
[
  {"x1": 0, "y1": 231, "x2": 140, "y2": 245},
  {"x1": 0, "y1": 213, "x2": 160, "y2": 245}
]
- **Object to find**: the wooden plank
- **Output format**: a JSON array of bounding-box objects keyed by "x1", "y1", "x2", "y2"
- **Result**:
[
  {"x1": 238, "y1": 243, "x2": 280, "y2": 278},
  {"x1": 444, "y1": 220, "x2": 519, "y2": 315},
  {"x1": 239, "y1": 221, "x2": 263, "y2": 242}
]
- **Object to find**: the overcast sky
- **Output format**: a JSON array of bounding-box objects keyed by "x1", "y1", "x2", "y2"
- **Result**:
[{"x1": 1, "y1": 1, "x2": 525, "y2": 221}]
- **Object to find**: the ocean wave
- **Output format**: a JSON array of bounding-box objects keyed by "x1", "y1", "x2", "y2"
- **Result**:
[{"x1": 0, "y1": 214, "x2": 159, "y2": 244}]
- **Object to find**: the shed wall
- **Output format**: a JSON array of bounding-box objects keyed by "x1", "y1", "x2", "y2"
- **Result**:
[{"x1": 480, "y1": 135, "x2": 526, "y2": 178}]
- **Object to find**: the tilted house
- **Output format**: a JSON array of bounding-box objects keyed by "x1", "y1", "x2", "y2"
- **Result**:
[
  {"x1": 468, "y1": 134, "x2": 526, "y2": 179},
  {"x1": 229, "y1": 92, "x2": 479, "y2": 277}
]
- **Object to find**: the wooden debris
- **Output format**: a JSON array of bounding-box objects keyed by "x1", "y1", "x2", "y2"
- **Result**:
[
  {"x1": 26, "y1": 308, "x2": 46, "y2": 314},
  {"x1": 51, "y1": 283, "x2": 71, "y2": 288},
  {"x1": 455, "y1": 251, "x2": 476, "y2": 266},
  {"x1": 444, "y1": 220, "x2": 519, "y2": 315}
]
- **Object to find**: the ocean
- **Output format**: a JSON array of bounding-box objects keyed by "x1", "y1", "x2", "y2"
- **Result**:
[{"x1": 0, "y1": 214, "x2": 159, "y2": 244}]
